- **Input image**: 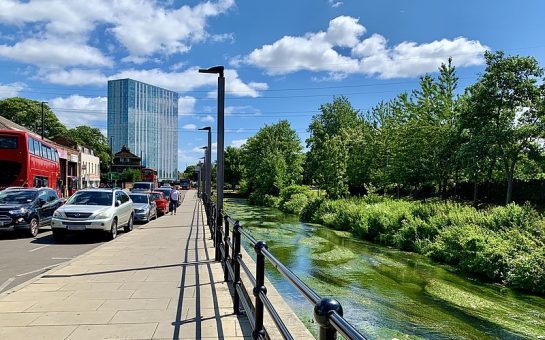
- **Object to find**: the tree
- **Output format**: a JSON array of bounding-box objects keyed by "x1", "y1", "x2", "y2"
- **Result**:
[
  {"x1": 181, "y1": 165, "x2": 198, "y2": 181},
  {"x1": 120, "y1": 168, "x2": 141, "y2": 182},
  {"x1": 306, "y1": 96, "x2": 360, "y2": 198},
  {"x1": 66, "y1": 126, "x2": 112, "y2": 174},
  {"x1": 224, "y1": 146, "x2": 244, "y2": 187},
  {"x1": 0, "y1": 97, "x2": 67, "y2": 138},
  {"x1": 242, "y1": 120, "x2": 303, "y2": 196},
  {"x1": 460, "y1": 51, "x2": 545, "y2": 203}
]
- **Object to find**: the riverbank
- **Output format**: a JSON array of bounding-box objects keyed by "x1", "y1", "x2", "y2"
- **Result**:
[
  {"x1": 225, "y1": 199, "x2": 545, "y2": 339},
  {"x1": 246, "y1": 186, "x2": 545, "y2": 295}
]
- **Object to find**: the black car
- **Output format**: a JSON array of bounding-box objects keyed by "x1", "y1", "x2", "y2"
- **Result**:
[{"x1": 0, "y1": 188, "x2": 63, "y2": 237}]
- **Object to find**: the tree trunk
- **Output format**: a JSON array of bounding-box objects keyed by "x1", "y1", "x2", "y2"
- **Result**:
[
  {"x1": 505, "y1": 160, "x2": 516, "y2": 204},
  {"x1": 473, "y1": 182, "x2": 478, "y2": 206}
]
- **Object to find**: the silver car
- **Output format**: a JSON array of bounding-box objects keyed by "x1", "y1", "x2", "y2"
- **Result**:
[
  {"x1": 51, "y1": 189, "x2": 134, "y2": 241},
  {"x1": 129, "y1": 193, "x2": 157, "y2": 223}
]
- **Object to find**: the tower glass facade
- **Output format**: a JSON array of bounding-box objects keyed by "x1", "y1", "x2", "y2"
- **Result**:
[{"x1": 107, "y1": 79, "x2": 178, "y2": 181}]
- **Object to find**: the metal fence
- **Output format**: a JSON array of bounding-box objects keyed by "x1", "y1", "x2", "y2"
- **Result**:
[{"x1": 202, "y1": 195, "x2": 368, "y2": 340}]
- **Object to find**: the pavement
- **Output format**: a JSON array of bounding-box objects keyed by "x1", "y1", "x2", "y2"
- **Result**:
[{"x1": 0, "y1": 190, "x2": 252, "y2": 339}]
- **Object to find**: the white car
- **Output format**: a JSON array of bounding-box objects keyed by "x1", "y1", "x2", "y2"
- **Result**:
[{"x1": 51, "y1": 189, "x2": 134, "y2": 241}]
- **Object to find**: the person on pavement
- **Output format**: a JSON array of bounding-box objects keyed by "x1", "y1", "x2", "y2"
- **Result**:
[{"x1": 170, "y1": 188, "x2": 179, "y2": 215}]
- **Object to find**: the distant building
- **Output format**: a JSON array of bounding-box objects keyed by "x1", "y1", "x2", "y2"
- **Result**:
[
  {"x1": 111, "y1": 145, "x2": 142, "y2": 174},
  {"x1": 107, "y1": 78, "x2": 178, "y2": 181}
]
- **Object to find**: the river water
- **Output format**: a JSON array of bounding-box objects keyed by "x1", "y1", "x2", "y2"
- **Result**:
[{"x1": 225, "y1": 199, "x2": 545, "y2": 339}]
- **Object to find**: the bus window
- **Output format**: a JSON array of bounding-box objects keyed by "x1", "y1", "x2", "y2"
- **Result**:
[{"x1": 28, "y1": 136, "x2": 35, "y2": 154}]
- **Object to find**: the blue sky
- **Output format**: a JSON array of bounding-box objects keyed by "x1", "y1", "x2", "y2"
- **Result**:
[{"x1": 1, "y1": 0, "x2": 544, "y2": 170}]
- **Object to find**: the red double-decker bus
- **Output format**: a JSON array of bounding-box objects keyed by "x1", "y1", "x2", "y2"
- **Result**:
[
  {"x1": 141, "y1": 167, "x2": 158, "y2": 188},
  {"x1": 0, "y1": 130, "x2": 61, "y2": 194}
]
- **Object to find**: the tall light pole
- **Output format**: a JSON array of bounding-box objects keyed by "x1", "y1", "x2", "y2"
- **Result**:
[
  {"x1": 199, "y1": 66, "x2": 224, "y2": 261},
  {"x1": 198, "y1": 126, "x2": 212, "y2": 203},
  {"x1": 200, "y1": 145, "x2": 208, "y2": 201},
  {"x1": 41, "y1": 101, "x2": 48, "y2": 140}
]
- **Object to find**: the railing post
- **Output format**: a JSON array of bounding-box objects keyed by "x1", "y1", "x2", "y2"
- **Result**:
[
  {"x1": 223, "y1": 215, "x2": 230, "y2": 282},
  {"x1": 215, "y1": 210, "x2": 222, "y2": 261},
  {"x1": 232, "y1": 221, "x2": 241, "y2": 314},
  {"x1": 314, "y1": 298, "x2": 343, "y2": 340},
  {"x1": 253, "y1": 241, "x2": 267, "y2": 339}
]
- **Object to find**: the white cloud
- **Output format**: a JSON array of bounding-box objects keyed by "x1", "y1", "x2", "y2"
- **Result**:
[
  {"x1": 0, "y1": 82, "x2": 25, "y2": 99},
  {"x1": 49, "y1": 95, "x2": 107, "y2": 128},
  {"x1": 200, "y1": 114, "x2": 215, "y2": 123},
  {"x1": 183, "y1": 123, "x2": 197, "y2": 130},
  {"x1": 39, "y1": 69, "x2": 108, "y2": 86},
  {"x1": 328, "y1": 0, "x2": 343, "y2": 8},
  {"x1": 0, "y1": 38, "x2": 112, "y2": 67},
  {"x1": 178, "y1": 96, "x2": 196, "y2": 115},
  {"x1": 240, "y1": 16, "x2": 488, "y2": 79},
  {"x1": 231, "y1": 139, "x2": 247, "y2": 147},
  {"x1": 0, "y1": 0, "x2": 235, "y2": 65}
]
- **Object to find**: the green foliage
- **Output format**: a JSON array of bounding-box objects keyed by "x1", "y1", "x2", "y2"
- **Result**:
[
  {"x1": 120, "y1": 168, "x2": 141, "y2": 182},
  {"x1": 242, "y1": 120, "x2": 303, "y2": 197},
  {"x1": 278, "y1": 185, "x2": 315, "y2": 215},
  {"x1": 66, "y1": 126, "x2": 112, "y2": 173},
  {"x1": 296, "y1": 194, "x2": 545, "y2": 293},
  {"x1": 225, "y1": 146, "x2": 244, "y2": 186},
  {"x1": 248, "y1": 192, "x2": 280, "y2": 207},
  {"x1": 0, "y1": 97, "x2": 67, "y2": 138}
]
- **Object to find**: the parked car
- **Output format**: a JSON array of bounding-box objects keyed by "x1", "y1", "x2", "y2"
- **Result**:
[
  {"x1": 129, "y1": 193, "x2": 157, "y2": 223},
  {"x1": 0, "y1": 188, "x2": 63, "y2": 237},
  {"x1": 51, "y1": 188, "x2": 134, "y2": 241},
  {"x1": 150, "y1": 191, "x2": 169, "y2": 215},
  {"x1": 132, "y1": 182, "x2": 154, "y2": 192},
  {"x1": 160, "y1": 183, "x2": 171, "y2": 188}
]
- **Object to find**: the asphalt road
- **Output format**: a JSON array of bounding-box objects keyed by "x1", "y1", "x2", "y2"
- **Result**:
[
  {"x1": 0, "y1": 190, "x2": 187, "y2": 294},
  {"x1": 0, "y1": 227, "x2": 106, "y2": 294}
]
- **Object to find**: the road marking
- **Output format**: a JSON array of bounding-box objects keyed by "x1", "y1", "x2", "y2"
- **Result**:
[
  {"x1": 51, "y1": 257, "x2": 73, "y2": 260},
  {"x1": 0, "y1": 277, "x2": 15, "y2": 293},
  {"x1": 29, "y1": 245, "x2": 49, "y2": 252},
  {"x1": 16, "y1": 263, "x2": 60, "y2": 277}
]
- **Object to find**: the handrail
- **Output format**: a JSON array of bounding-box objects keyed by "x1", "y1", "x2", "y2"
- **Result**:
[{"x1": 202, "y1": 195, "x2": 368, "y2": 340}]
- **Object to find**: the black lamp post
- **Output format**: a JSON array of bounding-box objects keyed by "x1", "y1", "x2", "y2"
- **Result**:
[
  {"x1": 198, "y1": 126, "x2": 212, "y2": 203},
  {"x1": 199, "y1": 66, "x2": 224, "y2": 261}
]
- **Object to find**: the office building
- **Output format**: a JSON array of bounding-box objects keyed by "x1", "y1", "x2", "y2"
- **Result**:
[{"x1": 107, "y1": 79, "x2": 178, "y2": 181}]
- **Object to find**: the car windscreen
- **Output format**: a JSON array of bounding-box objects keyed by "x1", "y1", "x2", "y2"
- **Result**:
[
  {"x1": 156, "y1": 188, "x2": 171, "y2": 196},
  {"x1": 0, "y1": 190, "x2": 37, "y2": 204},
  {"x1": 66, "y1": 191, "x2": 113, "y2": 206},
  {"x1": 129, "y1": 195, "x2": 148, "y2": 203},
  {"x1": 150, "y1": 193, "x2": 162, "y2": 200},
  {"x1": 133, "y1": 183, "x2": 151, "y2": 190}
]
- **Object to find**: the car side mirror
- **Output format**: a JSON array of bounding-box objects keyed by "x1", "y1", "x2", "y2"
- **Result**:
[
  {"x1": 115, "y1": 200, "x2": 121, "y2": 207},
  {"x1": 38, "y1": 199, "x2": 46, "y2": 207}
]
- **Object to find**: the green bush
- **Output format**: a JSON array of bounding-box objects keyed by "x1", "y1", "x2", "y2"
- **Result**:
[
  {"x1": 281, "y1": 193, "x2": 309, "y2": 215},
  {"x1": 505, "y1": 250, "x2": 545, "y2": 294},
  {"x1": 248, "y1": 192, "x2": 280, "y2": 207}
]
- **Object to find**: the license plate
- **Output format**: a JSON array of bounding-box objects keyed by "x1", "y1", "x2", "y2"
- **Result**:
[{"x1": 66, "y1": 225, "x2": 86, "y2": 231}]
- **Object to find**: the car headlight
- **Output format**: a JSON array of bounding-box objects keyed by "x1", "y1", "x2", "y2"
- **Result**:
[
  {"x1": 53, "y1": 210, "x2": 63, "y2": 218},
  {"x1": 9, "y1": 207, "x2": 28, "y2": 215},
  {"x1": 96, "y1": 210, "x2": 111, "y2": 219}
]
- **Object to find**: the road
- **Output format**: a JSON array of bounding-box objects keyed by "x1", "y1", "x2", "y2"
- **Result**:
[
  {"x1": 0, "y1": 227, "x2": 106, "y2": 294},
  {"x1": 0, "y1": 190, "x2": 187, "y2": 294}
]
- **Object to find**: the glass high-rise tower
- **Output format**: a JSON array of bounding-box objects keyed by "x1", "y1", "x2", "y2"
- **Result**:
[{"x1": 107, "y1": 79, "x2": 178, "y2": 181}]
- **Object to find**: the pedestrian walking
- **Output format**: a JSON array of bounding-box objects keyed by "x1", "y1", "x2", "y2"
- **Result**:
[{"x1": 170, "y1": 188, "x2": 179, "y2": 215}]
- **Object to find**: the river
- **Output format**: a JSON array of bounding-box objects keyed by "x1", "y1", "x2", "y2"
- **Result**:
[{"x1": 225, "y1": 199, "x2": 545, "y2": 339}]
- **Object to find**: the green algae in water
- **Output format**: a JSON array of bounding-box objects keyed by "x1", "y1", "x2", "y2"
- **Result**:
[
  {"x1": 226, "y1": 199, "x2": 545, "y2": 339},
  {"x1": 311, "y1": 247, "x2": 357, "y2": 263}
]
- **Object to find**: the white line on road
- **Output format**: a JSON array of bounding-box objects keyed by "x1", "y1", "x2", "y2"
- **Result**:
[
  {"x1": 29, "y1": 245, "x2": 49, "y2": 252},
  {"x1": 51, "y1": 257, "x2": 73, "y2": 260},
  {"x1": 0, "y1": 277, "x2": 15, "y2": 293},
  {"x1": 16, "y1": 263, "x2": 60, "y2": 277}
]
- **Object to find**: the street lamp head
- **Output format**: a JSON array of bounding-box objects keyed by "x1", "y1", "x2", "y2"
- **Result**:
[
  {"x1": 201, "y1": 146, "x2": 208, "y2": 150},
  {"x1": 198, "y1": 126, "x2": 211, "y2": 131},
  {"x1": 198, "y1": 66, "x2": 224, "y2": 77}
]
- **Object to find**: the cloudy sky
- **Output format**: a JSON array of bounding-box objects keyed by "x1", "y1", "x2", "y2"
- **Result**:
[{"x1": 1, "y1": 0, "x2": 544, "y2": 170}]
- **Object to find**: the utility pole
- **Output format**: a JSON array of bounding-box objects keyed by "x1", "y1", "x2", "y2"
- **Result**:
[
  {"x1": 41, "y1": 101, "x2": 48, "y2": 140},
  {"x1": 198, "y1": 126, "x2": 212, "y2": 203}
]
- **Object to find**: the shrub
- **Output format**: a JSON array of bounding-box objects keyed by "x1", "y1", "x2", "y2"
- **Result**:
[
  {"x1": 281, "y1": 193, "x2": 309, "y2": 215},
  {"x1": 248, "y1": 192, "x2": 280, "y2": 207},
  {"x1": 300, "y1": 197, "x2": 326, "y2": 222},
  {"x1": 505, "y1": 250, "x2": 545, "y2": 294}
]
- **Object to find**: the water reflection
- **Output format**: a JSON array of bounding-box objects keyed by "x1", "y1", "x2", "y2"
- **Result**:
[{"x1": 226, "y1": 199, "x2": 545, "y2": 339}]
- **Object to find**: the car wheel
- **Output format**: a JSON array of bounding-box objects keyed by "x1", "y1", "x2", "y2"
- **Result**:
[
  {"x1": 124, "y1": 214, "x2": 134, "y2": 233},
  {"x1": 52, "y1": 228, "x2": 66, "y2": 242},
  {"x1": 106, "y1": 219, "x2": 118, "y2": 241},
  {"x1": 28, "y1": 217, "x2": 39, "y2": 238}
]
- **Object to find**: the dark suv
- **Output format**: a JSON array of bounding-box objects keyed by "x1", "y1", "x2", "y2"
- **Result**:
[{"x1": 0, "y1": 188, "x2": 63, "y2": 237}]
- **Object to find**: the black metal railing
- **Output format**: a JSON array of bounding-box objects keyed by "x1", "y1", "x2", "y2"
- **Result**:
[{"x1": 202, "y1": 196, "x2": 368, "y2": 340}]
